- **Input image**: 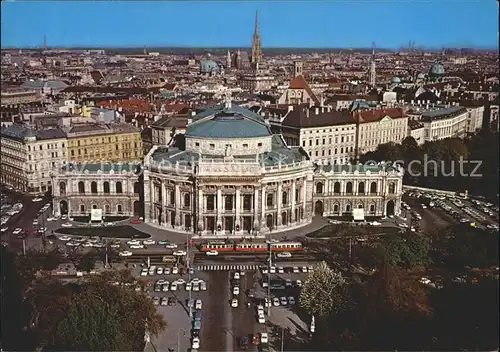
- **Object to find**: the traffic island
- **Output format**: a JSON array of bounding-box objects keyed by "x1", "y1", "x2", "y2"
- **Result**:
[{"x1": 54, "y1": 225, "x2": 151, "y2": 239}]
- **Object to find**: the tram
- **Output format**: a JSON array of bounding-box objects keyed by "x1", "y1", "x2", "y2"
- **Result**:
[{"x1": 199, "y1": 241, "x2": 303, "y2": 253}]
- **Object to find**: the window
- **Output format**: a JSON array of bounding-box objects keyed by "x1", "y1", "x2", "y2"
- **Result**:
[
  {"x1": 243, "y1": 144, "x2": 248, "y2": 148},
  {"x1": 117, "y1": 204, "x2": 123, "y2": 214},
  {"x1": 225, "y1": 196, "x2": 233, "y2": 211},
  {"x1": 116, "y1": 181, "x2": 123, "y2": 194},
  {"x1": 388, "y1": 183, "x2": 396, "y2": 194},
  {"x1": 295, "y1": 188, "x2": 300, "y2": 202},
  {"x1": 334, "y1": 182, "x2": 341, "y2": 194},
  {"x1": 358, "y1": 182, "x2": 365, "y2": 194},
  {"x1": 105, "y1": 204, "x2": 110, "y2": 214},
  {"x1": 134, "y1": 182, "x2": 141, "y2": 194},
  {"x1": 370, "y1": 182, "x2": 377, "y2": 194},
  {"x1": 209, "y1": 144, "x2": 215, "y2": 149},
  {"x1": 258, "y1": 143, "x2": 262, "y2": 147},
  {"x1": 315, "y1": 182, "x2": 323, "y2": 194},
  {"x1": 59, "y1": 182, "x2": 66, "y2": 195},
  {"x1": 184, "y1": 193, "x2": 191, "y2": 208},
  {"x1": 78, "y1": 181, "x2": 85, "y2": 194},
  {"x1": 282, "y1": 191, "x2": 288, "y2": 205},
  {"x1": 266, "y1": 193, "x2": 274, "y2": 207},
  {"x1": 91, "y1": 181, "x2": 98, "y2": 194},
  {"x1": 195, "y1": 142, "x2": 200, "y2": 147},
  {"x1": 103, "y1": 182, "x2": 110, "y2": 194},
  {"x1": 346, "y1": 182, "x2": 353, "y2": 194},
  {"x1": 243, "y1": 195, "x2": 252, "y2": 210},
  {"x1": 207, "y1": 195, "x2": 215, "y2": 211},
  {"x1": 80, "y1": 204, "x2": 85, "y2": 212},
  {"x1": 345, "y1": 204, "x2": 352, "y2": 212}
]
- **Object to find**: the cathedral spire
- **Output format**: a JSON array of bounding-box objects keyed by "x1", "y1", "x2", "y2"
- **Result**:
[{"x1": 251, "y1": 10, "x2": 262, "y2": 66}]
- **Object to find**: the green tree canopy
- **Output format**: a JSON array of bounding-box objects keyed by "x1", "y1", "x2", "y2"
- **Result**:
[
  {"x1": 380, "y1": 232, "x2": 430, "y2": 269},
  {"x1": 299, "y1": 261, "x2": 349, "y2": 318}
]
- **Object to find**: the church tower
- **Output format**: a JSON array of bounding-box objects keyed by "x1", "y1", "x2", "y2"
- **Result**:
[
  {"x1": 226, "y1": 49, "x2": 231, "y2": 68},
  {"x1": 251, "y1": 11, "x2": 263, "y2": 65},
  {"x1": 369, "y1": 42, "x2": 376, "y2": 87}
]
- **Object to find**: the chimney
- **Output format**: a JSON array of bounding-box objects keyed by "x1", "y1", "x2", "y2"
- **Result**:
[
  {"x1": 309, "y1": 99, "x2": 313, "y2": 108},
  {"x1": 315, "y1": 107, "x2": 319, "y2": 115},
  {"x1": 327, "y1": 105, "x2": 332, "y2": 112},
  {"x1": 305, "y1": 108, "x2": 309, "y2": 118}
]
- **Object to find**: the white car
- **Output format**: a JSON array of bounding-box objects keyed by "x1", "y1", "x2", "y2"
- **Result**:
[
  {"x1": 277, "y1": 251, "x2": 291, "y2": 258},
  {"x1": 12, "y1": 228, "x2": 23, "y2": 235},
  {"x1": 195, "y1": 299, "x2": 203, "y2": 310},
  {"x1": 1, "y1": 227, "x2": 8, "y2": 233},
  {"x1": 273, "y1": 297, "x2": 280, "y2": 306},
  {"x1": 61, "y1": 222, "x2": 73, "y2": 228},
  {"x1": 170, "y1": 282, "x2": 178, "y2": 291},
  {"x1": 119, "y1": 251, "x2": 133, "y2": 257},
  {"x1": 173, "y1": 250, "x2": 187, "y2": 256},
  {"x1": 32, "y1": 197, "x2": 43, "y2": 202},
  {"x1": 370, "y1": 221, "x2": 382, "y2": 226},
  {"x1": 258, "y1": 314, "x2": 265, "y2": 324},
  {"x1": 193, "y1": 282, "x2": 200, "y2": 292},
  {"x1": 278, "y1": 267, "x2": 284, "y2": 274},
  {"x1": 66, "y1": 241, "x2": 79, "y2": 247},
  {"x1": 257, "y1": 305, "x2": 264, "y2": 314},
  {"x1": 261, "y1": 332, "x2": 268, "y2": 344},
  {"x1": 58, "y1": 235, "x2": 72, "y2": 241},
  {"x1": 233, "y1": 272, "x2": 240, "y2": 280},
  {"x1": 233, "y1": 286, "x2": 240, "y2": 295},
  {"x1": 46, "y1": 217, "x2": 54, "y2": 222},
  {"x1": 143, "y1": 239, "x2": 155, "y2": 245},
  {"x1": 156, "y1": 267, "x2": 164, "y2": 275},
  {"x1": 140, "y1": 269, "x2": 148, "y2": 276},
  {"x1": 231, "y1": 298, "x2": 238, "y2": 307},
  {"x1": 127, "y1": 240, "x2": 141, "y2": 246},
  {"x1": 191, "y1": 337, "x2": 200, "y2": 350},
  {"x1": 129, "y1": 244, "x2": 144, "y2": 249},
  {"x1": 186, "y1": 282, "x2": 192, "y2": 291},
  {"x1": 172, "y1": 267, "x2": 179, "y2": 274},
  {"x1": 200, "y1": 281, "x2": 207, "y2": 291},
  {"x1": 110, "y1": 243, "x2": 121, "y2": 248},
  {"x1": 293, "y1": 266, "x2": 299, "y2": 273},
  {"x1": 206, "y1": 250, "x2": 218, "y2": 256},
  {"x1": 82, "y1": 242, "x2": 93, "y2": 248},
  {"x1": 165, "y1": 243, "x2": 178, "y2": 249}
]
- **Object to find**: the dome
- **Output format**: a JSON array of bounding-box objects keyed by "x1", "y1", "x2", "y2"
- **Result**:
[
  {"x1": 391, "y1": 76, "x2": 401, "y2": 84},
  {"x1": 429, "y1": 63, "x2": 445, "y2": 76},
  {"x1": 200, "y1": 60, "x2": 220, "y2": 73},
  {"x1": 417, "y1": 73, "x2": 426, "y2": 79}
]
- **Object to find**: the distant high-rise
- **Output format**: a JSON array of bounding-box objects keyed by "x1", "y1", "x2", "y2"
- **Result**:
[
  {"x1": 43, "y1": 34, "x2": 47, "y2": 49},
  {"x1": 251, "y1": 11, "x2": 263, "y2": 66}
]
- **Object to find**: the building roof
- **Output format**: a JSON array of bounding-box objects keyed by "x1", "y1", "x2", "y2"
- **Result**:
[
  {"x1": 316, "y1": 161, "x2": 401, "y2": 174},
  {"x1": 421, "y1": 106, "x2": 466, "y2": 122},
  {"x1": 288, "y1": 75, "x2": 320, "y2": 104},
  {"x1": 429, "y1": 63, "x2": 446, "y2": 76},
  {"x1": 186, "y1": 104, "x2": 271, "y2": 139},
  {"x1": 1, "y1": 124, "x2": 66, "y2": 141}
]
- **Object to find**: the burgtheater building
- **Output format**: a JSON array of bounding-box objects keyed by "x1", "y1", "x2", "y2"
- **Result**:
[{"x1": 142, "y1": 101, "x2": 404, "y2": 236}]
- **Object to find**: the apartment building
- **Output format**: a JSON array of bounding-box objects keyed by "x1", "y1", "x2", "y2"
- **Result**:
[
  {"x1": 1, "y1": 124, "x2": 67, "y2": 194},
  {"x1": 419, "y1": 106, "x2": 468, "y2": 142},
  {"x1": 62, "y1": 121, "x2": 143, "y2": 163}
]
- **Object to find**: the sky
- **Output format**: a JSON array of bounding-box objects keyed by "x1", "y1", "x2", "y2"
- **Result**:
[{"x1": 1, "y1": 1, "x2": 498, "y2": 49}]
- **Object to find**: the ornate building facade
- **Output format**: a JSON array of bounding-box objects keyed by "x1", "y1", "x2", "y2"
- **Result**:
[
  {"x1": 142, "y1": 102, "x2": 403, "y2": 236},
  {"x1": 52, "y1": 163, "x2": 141, "y2": 217}
]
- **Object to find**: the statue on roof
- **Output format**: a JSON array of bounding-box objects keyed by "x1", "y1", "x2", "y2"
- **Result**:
[{"x1": 224, "y1": 91, "x2": 232, "y2": 108}]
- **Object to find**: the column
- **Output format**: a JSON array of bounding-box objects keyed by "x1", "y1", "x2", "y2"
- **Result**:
[
  {"x1": 235, "y1": 188, "x2": 241, "y2": 233},
  {"x1": 341, "y1": 180, "x2": 345, "y2": 195},
  {"x1": 354, "y1": 181, "x2": 358, "y2": 195},
  {"x1": 261, "y1": 187, "x2": 266, "y2": 227},
  {"x1": 161, "y1": 182, "x2": 167, "y2": 225},
  {"x1": 302, "y1": 178, "x2": 307, "y2": 219},
  {"x1": 277, "y1": 183, "x2": 282, "y2": 226},
  {"x1": 376, "y1": 180, "x2": 381, "y2": 196},
  {"x1": 253, "y1": 187, "x2": 259, "y2": 231},
  {"x1": 149, "y1": 180, "x2": 155, "y2": 221},
  {"x1": 174, "y1": 184, "x2": 180, "y2": 226},
  {"x1": 217, "y1": 187, "x2": 222, "y2": 232},
  {"x1": 197, "y1": 188, "x2": 204, "y2": 234},
  {"x1": 291, "y1": 181, "x2": 296, "y2": 222}
]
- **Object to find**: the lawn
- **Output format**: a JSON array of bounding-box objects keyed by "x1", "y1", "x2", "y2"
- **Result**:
[
  {"x1": 72, "y1": 216, "x2": 130, "y2": 223},
  {"x1": 55, "y1": 225, "x2": 150, "y2": 239},
  {"x1": 307, "y1": 223, "x2": 400, "y2": 239}
]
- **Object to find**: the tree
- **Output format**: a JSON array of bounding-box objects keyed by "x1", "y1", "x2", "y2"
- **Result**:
[
  {"x1": 380, "y1": 232, "x2": 429, "y2": 269},
  {"x1": 299, "y1": 261, "x2": 349, "y2": 318},
  {"x1": 25, "y1": 269, "x2": 167, "y2": 351},
  {"x1": 75, "y1": 250, "x2": 97, "y2": 273}
]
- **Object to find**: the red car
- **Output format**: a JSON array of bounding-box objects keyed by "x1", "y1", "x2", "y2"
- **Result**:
[{"x1": 130, "y1": 218, "x2": 142, "y2": 224}]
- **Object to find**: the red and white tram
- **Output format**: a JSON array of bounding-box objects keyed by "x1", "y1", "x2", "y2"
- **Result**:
[{"x1": 199, "y1": 241, "x2": 303, "y2": 253}]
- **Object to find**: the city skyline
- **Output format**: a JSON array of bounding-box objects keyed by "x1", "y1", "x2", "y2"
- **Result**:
[{"x1": 1, "y1": 1, "x2": 498, "y2": 49}]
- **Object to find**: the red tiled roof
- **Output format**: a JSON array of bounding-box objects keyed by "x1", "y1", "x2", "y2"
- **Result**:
[
  {"x1": 288, "y1": 75, "x2": 320, "y2": 104},
  {"x1": 357, "y1": 108, "x2": 404, "y2": 123}
]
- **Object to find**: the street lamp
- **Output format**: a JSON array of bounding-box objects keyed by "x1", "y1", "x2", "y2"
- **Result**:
[{"x1": 177, "y1": 328, "x2": 187, "y2": 352}]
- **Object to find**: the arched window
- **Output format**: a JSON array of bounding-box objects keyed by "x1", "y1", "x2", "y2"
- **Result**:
[
  {"x1": 345, "y1": 204, "x2": 352, "y2": 212},
  {"x1": 316, "y1": 182, "x2": 323, "y2": 194},
  {"x1": 92, "y1": 204, "x2": 97, "y2": 209},
  {"x1": 358, "y1": 182, "x2": 365, "y2": 194},
  {"x1": 388, "y1": 183, "x2": 396, "y2": 194},
  {"x1": 370, "y1": 182, "x2": 377, "y2": 194},
  {"x1": 225, "y1": 196, "x2": 233, "y2": 211},
  {"x1": 80, "y1": 204, "x2": 85, "y2": 212},
  {"x1": 184, "y1": 193, "x2": 191, "y2": 208},
  {"x1": 369, "y1": 204, "x2": 376, "y2": 213},
  {"x1": 59, "y1": 182, "x2": 66, "y2": 195},
  {"x1": 133, "y1": 182, "x2": 141, "y2": 194},
  {"x1": 333, "y1": 204, "x2": 339, "y2": 213},
  {"x1": 333, "y1": 182, "x2": 341, "y2": 194},
  {"x1": 266, "y1": 193, "x2": 274, "y2": 207},
  {"x1": 78, "y1": 181, "x2": 85, "y2": 194},
  {"x1": 105, "y1": 204, "x2": 110, "y2": 214},
  {"x1": 243, "y1": 195, "x2": 252, "y2": 211},
  {"x1": 346, "y1": 182, "x2": 353, "y2": 194},
  {"x1": 103, "y1": 181, "x2": 110, "y2": 194},
  {"x1": 117, "y1": 204, "x2": 123, "y2": 214},
  {"x1": 116, "y1": 181, "x2": 123, "y2": 194},
  {"x1": 282, "y1": 191, "x2": 288, "y2": 205},
  {"x1": 91, "y1": 181, "x2": 98, "y2": 194}
]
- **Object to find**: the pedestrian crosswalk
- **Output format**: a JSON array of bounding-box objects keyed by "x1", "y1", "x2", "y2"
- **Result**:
[{"x1": 196, "y1": 264, "x2": 261, "y2": 271}]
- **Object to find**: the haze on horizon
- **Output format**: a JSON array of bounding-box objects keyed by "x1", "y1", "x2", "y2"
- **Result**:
[{"x1": 1, "y1": 1, "x2": 498, "y2": 49}]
